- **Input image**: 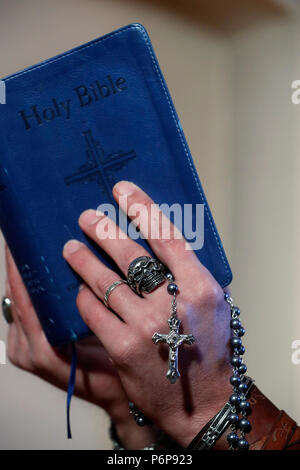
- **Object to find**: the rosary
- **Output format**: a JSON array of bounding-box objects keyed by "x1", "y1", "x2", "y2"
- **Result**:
[
  {"x1": 152, "y1": 272, "x2": 195, "y2": 383},
  {"x1": 125, "y1": 257, "x2": 252, "y2": 450}
]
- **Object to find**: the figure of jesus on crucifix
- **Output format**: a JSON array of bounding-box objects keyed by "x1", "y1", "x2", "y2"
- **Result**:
[{"x1": 152, "y1": 316, "x2": 195, "y2": 384}]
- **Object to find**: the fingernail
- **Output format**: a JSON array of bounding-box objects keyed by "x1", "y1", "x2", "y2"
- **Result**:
[
  {"x1": 79, "y1": 209, "x2": 102, "y2": 226},
  {"x1": 63, "y1": 240, "x2": 83, "y2": 256},
  {"x1": 113, "y1": 181, "x2": 137, "y2": 196}
]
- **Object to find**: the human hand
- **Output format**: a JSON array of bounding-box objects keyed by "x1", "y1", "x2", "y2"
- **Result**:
[
  {"x1": 63, "y1": 181, "x2": 232, "y2": 447},
  {"x1": 5, "y1": 245, "x2": 158, "y2": 449}
]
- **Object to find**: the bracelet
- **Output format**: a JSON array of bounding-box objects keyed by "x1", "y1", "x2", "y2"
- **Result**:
[
  {"x1": 187, "y1": 376, "x2": 254, "y2": 450},
  {"x1": 109, "y1": 421, "x2": 157, "y2": 450},
  {"x1": 129, "y1": 401, "x2": 152, "y2": 426},
  {"x1": 109, "y1": 421, "x2": 182, "y2": 451},
  {"x1": 187, "y1": 294, "x2": 253, "y2": 451},
  {"x1": 225, "y1": 294, "x2": 252, "y2": 450},
  {"x1": 109, "y1": 401, "x2": 179, "y2": 450}
]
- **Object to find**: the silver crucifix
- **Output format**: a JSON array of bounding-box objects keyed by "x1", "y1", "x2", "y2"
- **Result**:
[{"x1": 152, "y1": 316, "x2": 195, "y2": 384}]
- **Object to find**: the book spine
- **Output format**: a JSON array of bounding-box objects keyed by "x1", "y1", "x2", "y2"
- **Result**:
[{"x1": 0, "y1": 162, "x2": 54, "y2": 319}]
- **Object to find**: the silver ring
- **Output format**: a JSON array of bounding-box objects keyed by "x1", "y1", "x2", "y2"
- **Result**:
[
  {"x1": 2, "y1": 297, "x2": 13, "y2": 324},
  {"x1": 104, "y1": 280, "x2": 128, "y2": 309},
  {"x1": 127, "y1": 256, "x2": 166, "y2": 295}
]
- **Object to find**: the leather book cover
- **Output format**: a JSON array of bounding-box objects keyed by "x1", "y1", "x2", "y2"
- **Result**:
[{"x1": 0, "y1": 23, "x2": 232, "y2": 346}]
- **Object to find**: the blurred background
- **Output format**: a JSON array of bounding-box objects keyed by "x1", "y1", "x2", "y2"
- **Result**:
[{"x1": 1, "y1": 0, "x2": 300, "y2": 449}]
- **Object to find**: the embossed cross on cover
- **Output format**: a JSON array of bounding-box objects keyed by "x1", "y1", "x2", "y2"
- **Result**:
[{"x1": 0, "y1": 24, "x2": 232, "y2": 346}]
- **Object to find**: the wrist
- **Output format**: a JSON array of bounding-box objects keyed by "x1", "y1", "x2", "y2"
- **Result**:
[{"x1": 157, "y1": 367, "x2": 232, "y2": 448}]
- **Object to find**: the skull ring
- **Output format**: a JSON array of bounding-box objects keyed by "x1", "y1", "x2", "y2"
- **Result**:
[{"x1": 127, "y1": 256, "x2": 167, "y2": 295}]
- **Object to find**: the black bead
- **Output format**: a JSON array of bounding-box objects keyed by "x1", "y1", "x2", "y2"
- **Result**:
[
  {"x1": 238, "y1": 383, "x2": 248, "y2": 394},
  {"x1": 239, "y1": 418, "x2": 252, "y2": 433},
  {"x1": 237, "y1": 345, "x2": 246, "y2": 356},
  {"x1": 238, "y1": 438, "x2": 249, "y2": 450},
  {"x1": 128, "y1": 402, "x2": 135, "y2": 411},
  {"x1": 230, "y1": 375, "x2": 241, "y2": 387},
  {"x1": 231, "y1": 337, "x2": 242, "y2": 348},
  {"x1": 165, "y1": 273, "x2": 174, "y2": 282},
  {"x1": 239, "y1": 400, "x2": 251, "y2": 415},
  {"x1": 237, "y1": 327, "x2": 246, "y2": 337},
  {"x1": 228, "y1": 413, "x2": 239, "y2": 425},
  {"x1": 230, "y1": 319, "x2": 241, "y2": 329},
  {"x1": 227, "y1": 432, "x2": 239, "y2": 448},
  {"x1": 231, "y1": 356, "x2": 242, "y2": 367},
  {"x1": 232, "y1": 307, "x2": 241, "y2": 316},
  {"x1": 136, "y1": 416, "x2": 146, "y2": 426},
  {"x1": 238, "y1": 364, "x2": 247, "y2": 375},
  {"x1": 167, "y1": 283, "x2": 178, "y2": 295},
  {"x1": 229, "y1": 393, "x2": 241, "y2": 406}
]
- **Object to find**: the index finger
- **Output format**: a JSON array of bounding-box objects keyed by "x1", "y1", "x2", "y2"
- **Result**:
[{"x1": 112, "y1": 181, "x2": 202, "y2": 278}]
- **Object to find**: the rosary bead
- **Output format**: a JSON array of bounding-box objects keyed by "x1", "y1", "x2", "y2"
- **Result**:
[
  {"x1": 167, "y1": 283, "x2": 178, "y2": 295},
  {"x1": 231, "y1": 337, "x2": 242, "y2": 348},
  {"x1": 230, "y1": 319, "x2": 241, "y2": 329},
  {"x1": 238, "y1": 438, "x2": 249, "y2": 450},
  {"x1": 239, "y1": 418, "x2": 252, "y2": 433},
  {"x1": 229, "y1": 393, "x2": 241, "y2": 406},
  {"x1": 165, "y1": 272, "x2": 174, "y2": 282},
  {"x1": 128, "y1": 402, "x2": 135, "y2": 411},
  {"x1": 239, "y1": 400, "x2": 251, "y2": 414},
  {"x1": 226, "y1": 299, "x2": 249, "y2": 450},
  {"x1": 228, "y1": 413, "x2": 239, "y2": 425},
  {"x1": 238, "y1": 364, "x2": 247, "y2": 375},
  {"x1": 230, "y1": 375, "x2": 241, "y2": 387},
  {"x1": 227, "y1": 432, "x2": 239, "y2": 448},
  {"x1": 136, "y1": 416, "x2": 146, "y2": 426},
  {"x1": 238, "y1": 383, "x2": 248, "y2": 394},
  {"x1": 237, "y1": 327, "x2": 246, "y2": 337},
  {"x1": 231, "y1": 356, "x2": 242, "y2": 367}
]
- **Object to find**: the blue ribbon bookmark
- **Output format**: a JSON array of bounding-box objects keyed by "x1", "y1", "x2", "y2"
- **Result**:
[{"x1": 67, "y1": 342, "x2": 77, "y2": 439}]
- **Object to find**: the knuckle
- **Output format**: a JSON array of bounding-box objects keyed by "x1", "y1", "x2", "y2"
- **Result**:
[
  {"x1": 13, "y1": 305, "x2": 22, "y2": 322},
  {"x1": 7, "y1": 348, "x2": 18, "y2": 367},
  {"x1": 76, "y1": 289, "x2": 92, "y2": 323},
  {"x1": 79, "y1": 297, "x2": 101, "y2": 327},
  {"x1": 30, "y1": 353, "x2": 47, "y2": 372},
  {"x1": 200, "y1": 277, "x2": 223, "y2": 308},
  {"x1": 140, "y1": 314, "x2": 162, "y2": 339},
  {"x1": 128, "y1": 199, "x2": 151, "y2": 227},
  {"x1": 74, "y1": 249, "x2": 89, "y2": 270},
  {"x1": 158, "y1": 236, "x2": 181, "y2": 248},
  {"x1": 17, "y1": 354, "x2": 32, "y2": 372},
  {"x1": 114, "y1": 337, "x2": 136, "y2": 367},
  {"x1": 131, "y1": 195, "x2": 151, "y2": 212},
  {"x1": 119, "y1": 246, "x2": 145, "y2": 270},
  {"x1": 81, "y1": 306, "x2": 95, "y2": 327},
  {"x1": 76, "y1": 289, "x2": 85, "y2": 310},
  {"x1": 8, "y1": 342, "x2": 32, "y2": 371}
]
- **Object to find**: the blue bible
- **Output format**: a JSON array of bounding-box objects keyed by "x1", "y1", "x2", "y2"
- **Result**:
[{"x1": 0, "y1": 24, "x2": 232, "y2": 346}]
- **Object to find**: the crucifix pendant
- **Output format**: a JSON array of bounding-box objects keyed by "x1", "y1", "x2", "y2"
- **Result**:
[{"x1": 152, "y1": 316, "x2": 195, "y2": 384}]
